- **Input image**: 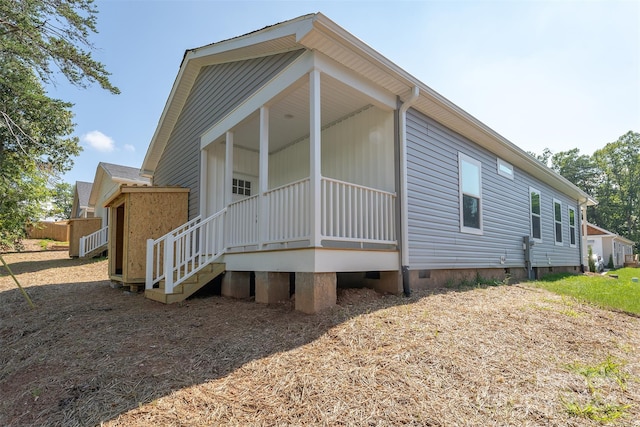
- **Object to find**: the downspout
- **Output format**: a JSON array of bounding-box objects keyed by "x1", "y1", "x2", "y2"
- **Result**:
[
  {"x1": 398, "y1": 86, "x2": 419, "y2": 296},
  {"x1": 578, "y1": 197, "x2": 589, "y2": 273}
]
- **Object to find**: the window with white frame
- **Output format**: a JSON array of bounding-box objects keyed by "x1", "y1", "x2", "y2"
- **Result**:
[
  {"x1": 497, "y1": 158, "x2": 514, "y2": 180},
  {"x1": 459, "y1": 153, "x2": 482, "y2": 234},
  {"x1": 568, "y1": 206, "x2": 577, "y2": 247},
  {"x1": 232, "y1": 178, "x2": 251, "y2": 196},
  {"x1": 553, "y1": 199, "x2": 563, "y2": 245},
  {"x1": 529, "y1": 187, "x2": 541, "y2": 240}
]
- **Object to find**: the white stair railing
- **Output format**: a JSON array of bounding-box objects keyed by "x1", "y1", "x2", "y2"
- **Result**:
[
  {"x1": 79, "y1": 226, "x2": 109, "y2": 257},
  {"x1": 146, "y1": 209, "x2": 226, "y2": 294}
]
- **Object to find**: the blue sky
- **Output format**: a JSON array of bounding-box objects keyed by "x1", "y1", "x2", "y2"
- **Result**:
[{"x1": 51, "y1": 0, "x2": 640, "y2": 185}]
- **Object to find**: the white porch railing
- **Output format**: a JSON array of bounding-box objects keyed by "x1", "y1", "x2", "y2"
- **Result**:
[
  {"x1": 321, "y1": 177, "x2": 396, "y2": 244},
  {"x1": 79, "y1": 226, "x2": 109, "y2": 257},
  {"x1": 227, "y1": 195, "x2": 259, "y2": 248},
  {"x1": 266, "y1": 178, "x2": 310, "y2": 244},
  {"x1": 146, "y1": 209, "x2": 226, "y2": 294},
  {"x1": 145, "y1": 178, "x2": 396, "y2": 296}
]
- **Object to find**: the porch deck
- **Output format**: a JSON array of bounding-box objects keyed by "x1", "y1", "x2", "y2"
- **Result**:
[{"x1": 146, "y1": 177, "x2": 398, "y2": 296}]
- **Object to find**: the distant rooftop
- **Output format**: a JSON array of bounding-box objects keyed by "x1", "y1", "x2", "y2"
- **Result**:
[
  {"x1": 75, "y1": 181, "x2": 93, "y2": 207},
  {"x1": 99, "y1": 162, "x2": 150, "y2": 184}
]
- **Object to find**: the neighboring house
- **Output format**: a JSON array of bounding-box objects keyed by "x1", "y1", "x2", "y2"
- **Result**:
[
  {"x1": 586, "y1": 223, "x2": 635, "y2": 268},
  {"x1": 71, "y1": 163, "x2": 151, "y2": 258},
  {"x1": 88, "y1": 162, "x2": 151, "y2": 229},
  {"x1": 70, "y1": 181, "x2": 95, "y2": 219},
  {"x1": 140, "y1": 13, "x2": 595, "y2": 312}
]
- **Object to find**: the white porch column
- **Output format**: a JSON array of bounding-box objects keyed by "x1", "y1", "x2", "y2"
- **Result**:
[
  {"x1": 200, "y1": 149, "x2": 208, "y2": 218},
  {"x1": 225, "y1": 131, "x2": 234, "y2": 207},
  {"x1": 309, "y1": 69, "x2": 322, "y2": 247},
  {"x1": 581, "y1": 204, "x2": 589, "y2": 267},
  {"x1": 259, "y1": 106, "x2": 269, "y2": 248}
]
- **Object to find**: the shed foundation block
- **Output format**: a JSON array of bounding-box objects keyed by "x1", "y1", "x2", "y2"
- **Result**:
[
  {"x1": 295, "y1": 272, "x2": 336, "y2": 314},
  {"x1": 255, "y1": 271, "x2": 290, "y2": 304},
  {"x1": 221, "y1": 271, "x2": 251, "y2": 299}
]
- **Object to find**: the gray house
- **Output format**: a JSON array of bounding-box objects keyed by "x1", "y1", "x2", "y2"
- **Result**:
[
  {"x1": 141, "y1": 13, "x2": 595, "y2": 312},
  {"x1": 70, "y1": 181, "x2": 94, "y2": 219}
]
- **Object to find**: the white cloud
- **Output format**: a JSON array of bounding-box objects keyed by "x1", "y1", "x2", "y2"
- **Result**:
[
  {"x1": 124, "y1": 144, "x2": 135, "y2": 152},
  {"x1": 82, "y1": 130, "x2": 115, "y2": 153}
]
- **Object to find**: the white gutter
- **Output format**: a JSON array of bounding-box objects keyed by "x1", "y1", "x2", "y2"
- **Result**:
[{"x1": 399, "y1": 86, "x2": 420, "y2": 291}]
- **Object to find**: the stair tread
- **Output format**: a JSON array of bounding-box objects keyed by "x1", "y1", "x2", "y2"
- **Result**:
[{"x1": 146, "y1": 262, "x2": 225, "y2": 304}]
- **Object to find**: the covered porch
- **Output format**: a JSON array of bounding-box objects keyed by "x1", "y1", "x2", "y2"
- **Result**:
[
  {"x1": 146, "y1": 54, "x2": 401, "y2": 310},
  {"x1": 201, "y1": 56, "x2": 398, "y2": 257}
]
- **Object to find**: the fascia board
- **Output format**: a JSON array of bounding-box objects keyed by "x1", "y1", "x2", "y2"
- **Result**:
[
  {"x1": 188, "y1": 16, "x2": 315, "y2": 62},
  {"x1": 112, "y1": 177, "x2": 149, "y2": 185},
  {"x1": 614, "y1": 235, "x2": 635, "y2": 245},
  {"x1": 87, "y1": 165, "x2": 106, "y2": 207},
  {"x1": 141, "y1": 60, "x2": 198, "y2": 174},
  {"x1": 200, "y1": 51, "x2": 315, "y2": 149}
]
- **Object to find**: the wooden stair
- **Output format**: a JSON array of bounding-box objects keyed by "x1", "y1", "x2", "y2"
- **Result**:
[
  {"x1": 80, "y1": 243, "x2": 107, "y2": 259},
  {"x1": 145, "y1": 262, "x2": 226, "y2": 304}
]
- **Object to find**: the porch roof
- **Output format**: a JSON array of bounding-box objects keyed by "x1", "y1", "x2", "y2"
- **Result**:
[
  {"x1": 587, "y1": 222, "x2": 635, "y2": 245},
  {"x1": 141, "y1": 13, "x2": 595, "y2": 206}
]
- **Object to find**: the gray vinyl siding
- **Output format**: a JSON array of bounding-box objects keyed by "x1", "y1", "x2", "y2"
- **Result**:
[
  {"x1": 153, "y1": 50, "x2": 304, "y2": 219},
  {"x1": 406, "y1": 108, "x2": 582, "y2": 270}
]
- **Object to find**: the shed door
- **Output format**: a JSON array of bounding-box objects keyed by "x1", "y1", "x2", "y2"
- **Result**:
[{"x1": 114, "y1": 204, "x2": 125, "y2": 275}]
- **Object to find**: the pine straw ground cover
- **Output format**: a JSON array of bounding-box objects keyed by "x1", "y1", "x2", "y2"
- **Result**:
[{"x1": 0, "y1": 245, "x2": 639, "y2": 426}]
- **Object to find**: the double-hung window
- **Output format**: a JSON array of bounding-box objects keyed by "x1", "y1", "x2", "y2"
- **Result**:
[
  {"x1": 459, "y1": 153, "x2": 482, "y2": 234},
  {"x1": 568, "y1": 206, "x2": 577, "y2": 247},
  {"x1": 529, "y1": 187, "x2": 541, "y2": 241},
  {"x1": 553, "y1": 199, "x2": 563, "y2": 245}
]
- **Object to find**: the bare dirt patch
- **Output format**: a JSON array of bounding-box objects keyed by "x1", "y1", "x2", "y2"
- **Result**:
[{"x1": 1, "y1": 248, "x2": 639, "y2": 426}]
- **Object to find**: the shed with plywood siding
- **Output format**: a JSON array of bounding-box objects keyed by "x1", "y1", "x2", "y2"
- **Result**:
[
  {"x1": 104, "y1": 185, "x2": 189, "y2": 288},
  {"x1": 68, "y1": 218, "x2": 102, "y2": 257}
]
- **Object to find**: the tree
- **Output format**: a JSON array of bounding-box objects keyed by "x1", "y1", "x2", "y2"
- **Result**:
[
  {"x1": 528, "y1": 147, "x2": 553, "y2": 166},
  {"x1": 549, "y1": 148, "x2": 599, "y2": 196},
  {"x1": 591, "y1": 131, "x2": 640, "y2": 246},
  {"x1": 528, "y1": 135, "x2": 639, "y2": 253},
  {"x1": 0, "y1": 0, "x2": 118, "y2": 250},
  {"x1": 48, "y1": 182, "x2": 73, "y2": 220},
  {"x1": 0, "y1": 0, "x2": 119, "y2": 93}
]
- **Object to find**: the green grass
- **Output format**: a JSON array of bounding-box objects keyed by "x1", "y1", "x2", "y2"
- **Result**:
[
  {"x1": 562, "y1": 356, "x2": 631, "y2": 423},
  {"x1": 563, "y1": 399, "x2": 630, "y2": 423},
  {"x1": 566, "y1": 356, "x2": 629, "y2": 390},
  {"x1": 532, "y1": 269, "x2": 640, "y2": 315}
]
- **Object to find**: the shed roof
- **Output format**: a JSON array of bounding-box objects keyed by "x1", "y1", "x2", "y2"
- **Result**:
[
  {"x1": 142, "y1": 12, "x2": 595, "y2": 206},
  {"x1": 104, "y1": 185, "x2": 189, "y2": 207}
]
